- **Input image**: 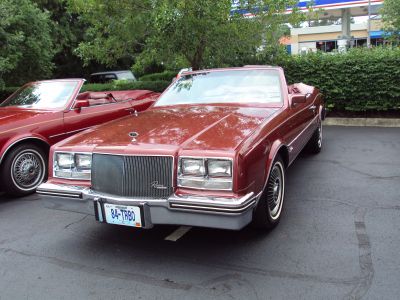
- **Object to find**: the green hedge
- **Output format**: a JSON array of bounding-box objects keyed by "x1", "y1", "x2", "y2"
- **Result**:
[
  {"x1": 277, "y1": 47, "x2": 400, "y2": 111},
  {"x1": 81, "y1": 80, "x2": 171, "y2": 93},
  {"x1": 2, "y1": 48, "x2": 400, "y2": 111},
  {"x1": 0, "y1": 87, "x2": 19, "y2": 102},
  {"x1": 139, "y1": 70, "x2": 178, "y2": 82}
]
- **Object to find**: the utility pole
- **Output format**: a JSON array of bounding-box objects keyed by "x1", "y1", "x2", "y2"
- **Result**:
[{"x1": 367, "y1": 0, "x2": 371, "y2": 48}]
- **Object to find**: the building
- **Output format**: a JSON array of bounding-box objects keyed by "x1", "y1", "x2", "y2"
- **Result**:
[{"x1": 290, "y1": 19, "x2": 385, "y2": 54}]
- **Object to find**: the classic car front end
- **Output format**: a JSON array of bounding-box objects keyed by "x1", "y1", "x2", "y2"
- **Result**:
[
  {"x1": 38, "y1": 116, "x2": 263, "y2": 230},
  {"x1": 38, "y1": 66, "x2": 324, "y2": 231}
]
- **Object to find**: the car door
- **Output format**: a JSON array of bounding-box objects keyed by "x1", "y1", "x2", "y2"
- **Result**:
[
  {"x1": 62, "y1": 96, "x2": 132, "y2": 140},
  {"x1": 286, "y1": 94, "x2": 316, "y2": 162}
]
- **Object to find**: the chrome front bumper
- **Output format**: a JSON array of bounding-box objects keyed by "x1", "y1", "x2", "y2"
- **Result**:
[{"x1": 37, "y1": 183, "x2": 258, "y2": 230}]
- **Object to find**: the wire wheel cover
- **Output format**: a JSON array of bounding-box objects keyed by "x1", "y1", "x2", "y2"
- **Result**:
[
  {"x1": 12, "y1": 151, "x2": 43, "y2": 189},
  {"x1": 266, "y1": 162, "x2": 284, "y2": 219}
]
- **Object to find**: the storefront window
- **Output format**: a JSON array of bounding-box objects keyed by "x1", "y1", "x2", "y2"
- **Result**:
[
  {"x1": 316, "y1": 40, "x2": 337, "y2": 52},
  {"x1": 354, "y1": 39, "x2": 367, "y2": 47}
]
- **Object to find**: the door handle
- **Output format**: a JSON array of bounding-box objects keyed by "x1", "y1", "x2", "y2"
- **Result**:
[
  {"x1": 309, "y1": 105, "x2": 317, "y2": 113},
  {"x1": 126, "y1": 108, "x2": 138, "y2": 116}
]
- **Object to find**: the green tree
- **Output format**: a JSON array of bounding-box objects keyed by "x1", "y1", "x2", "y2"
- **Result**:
[
  {"x1": 382, "y1": 0, "x2": 400, "y2": 43},
  {"x1": 0, "y1": 0, "x2": 55, "y2": 87},
  {"x1": 69, "y1": 0, "x2": 302, "y2": 72},
  {"x1": 68, "y1": 0, "x2": 153, "y2": 68}
]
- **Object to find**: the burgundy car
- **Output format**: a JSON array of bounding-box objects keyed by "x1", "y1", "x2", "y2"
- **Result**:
[
  {"x1": 0, "y1": 79, "x2": 158, "y2": 196},
  {"x1": 38, "y1": 67, "x2": 324, "y2": 230}
]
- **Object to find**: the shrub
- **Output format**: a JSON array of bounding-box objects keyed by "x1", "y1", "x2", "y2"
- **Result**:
[
  {"x1": 0, "y1": 87, "x2": 19, "y2": 103},
  {"x1": 82, "y1": 80, "x2": 171, "y2": 93},
  {"x1": 139, "y1": 70, "x2": 178, "y2": 82},
  {"x1": 277, "y1": 47, "x2": 400, "y2": 111}
]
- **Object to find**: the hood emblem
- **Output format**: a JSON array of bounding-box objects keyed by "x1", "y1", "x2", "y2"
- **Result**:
[
  {"x1": 151, "y1": 181, "x2": 168, "y2": 190},
  {"x1": 129, "y1": 132, "x2": 139, "y2": 142}
]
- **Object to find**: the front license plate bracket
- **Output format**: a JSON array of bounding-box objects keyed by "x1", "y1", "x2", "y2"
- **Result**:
[{"x1": 96, "y1": 199, "x2": 145, "y2": 228}]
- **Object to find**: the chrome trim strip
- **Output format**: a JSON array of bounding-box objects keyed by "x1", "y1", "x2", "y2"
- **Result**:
[
  {"x1": 49, "y1": 126, "x2": 93, "y2": 139},
  {"x1": 168, "y1": 192, "x2": 254, "y2": 207},
  {"x1": 36, "y1": 182, "x2": 88, "y2": 199},
  {"x1": 85, "y1": 189, "x2": 167, "y2": 203},
  {"x1": 37, "y1": 191, "x2": 81, "y2": 198},
  {"x1": 288, "y1": 114, "x2": 319, "y2": 147},
  {"x1": 169, "y1": 201, "x2": 255, "y2": 215},
  {"x1": 69, "y1": 99, "x2": 132, "y2": 111}
]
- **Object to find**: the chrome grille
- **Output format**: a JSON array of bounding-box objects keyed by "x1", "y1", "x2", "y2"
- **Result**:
[{"x1": 92, "y1": 154, "x2": 173, "y2": 199}]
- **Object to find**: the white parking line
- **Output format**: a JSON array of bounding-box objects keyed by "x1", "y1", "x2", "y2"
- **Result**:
[{"x1": 164, "y1": 226, "x2": 192, "y2": 241}]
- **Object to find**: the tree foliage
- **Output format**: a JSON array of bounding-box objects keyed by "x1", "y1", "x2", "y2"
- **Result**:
[
  {"x1": 382, "y1": 0, "x2": 400, "y2": 43},
  {"x1": 0, "y1": 0, "x2": 55, "y2": 87},
  {"x1": 68, "y1": 0, "x2": 154, "y2": 67},
  {"x1": 69, "y1": 0, "x2": 302, "y2": 72}
]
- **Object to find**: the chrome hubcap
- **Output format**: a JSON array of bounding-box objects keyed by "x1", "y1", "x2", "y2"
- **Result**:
[
  {"x1": 317, "y1": 124, "x2": 322, "y2": 148},
  {"x1": 267, "y1": 162, "x2": 284, "y2": 219},
  {"x1": 12, "y1": 151, "x2": 44, "y2": 190}
]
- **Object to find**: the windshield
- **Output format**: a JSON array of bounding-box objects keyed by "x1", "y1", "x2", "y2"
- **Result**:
[
  {"x1": 117, "y1": 71, "x2": 136, "y2": 80},
  {"x1": 1, "y1": 81, "x2": 79, "y2": 109},
  {"x1": 155, "y1": 70, "x2": 283, "y2": 107}
]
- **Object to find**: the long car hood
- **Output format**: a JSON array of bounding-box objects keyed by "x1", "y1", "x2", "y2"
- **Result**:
[
  {"x1": 61, "y1": 106, "x2": 278, "y2": 152},
  {"x1": 0, "y1": 108, "x2": 56, "y2": 135}
]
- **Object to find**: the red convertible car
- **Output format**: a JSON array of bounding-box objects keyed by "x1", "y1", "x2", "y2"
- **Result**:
[
  {"x1": 0, "y1": 79, "x2": 158, "y2": 196},
  {"x1": 38, "y1": 66, "x2": 324, "y2": 230}
]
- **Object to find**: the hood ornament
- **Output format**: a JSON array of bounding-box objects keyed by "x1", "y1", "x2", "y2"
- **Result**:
[{"x1": 129, "y1": 132, "x2": 139, "y2": 142}]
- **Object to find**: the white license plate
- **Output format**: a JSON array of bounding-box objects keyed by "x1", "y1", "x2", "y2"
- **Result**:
[{"x1": 104, "y1": 203, "x2": 142, "y2": 227}]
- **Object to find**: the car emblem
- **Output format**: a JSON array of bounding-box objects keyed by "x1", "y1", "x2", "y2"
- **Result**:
[
  {"x1": 151, "y1": 181, "x2": 168, "y2": 190},
  {"x1": 129, "y1": 132, "x2": 139, "y2": 142}
]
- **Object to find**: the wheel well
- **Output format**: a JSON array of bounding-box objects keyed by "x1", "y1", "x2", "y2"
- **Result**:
[
  {"x1": 277, "y1": 146, "x2": 289, "y2": 169},
  {"x1": 1, "y1": 138, "x2": 50, "y2": 166}
]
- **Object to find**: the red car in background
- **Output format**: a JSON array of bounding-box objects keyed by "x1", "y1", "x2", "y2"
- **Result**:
[{"x1": 0, "y1": 79, "x2": 158, "y2": 196}]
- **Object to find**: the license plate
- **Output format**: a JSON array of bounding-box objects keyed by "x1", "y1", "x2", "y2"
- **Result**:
[{"x1": 104, "y1": 203, "x2": 142, "y2": 227}]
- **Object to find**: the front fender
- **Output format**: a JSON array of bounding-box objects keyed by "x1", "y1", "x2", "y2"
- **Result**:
[
  {"x1": 262, "y1": 139, "x2": 288, "y2": 193},
  {"x1": 0, "y1": 134, "x2": 50, "y2": 165}
]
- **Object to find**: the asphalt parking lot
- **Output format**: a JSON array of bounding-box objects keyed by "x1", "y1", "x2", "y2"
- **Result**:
[{"x1": 0, "y1": 126, "x2": 399, "y2": 299}]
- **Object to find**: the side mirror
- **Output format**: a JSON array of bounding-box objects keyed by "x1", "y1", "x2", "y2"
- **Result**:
[
  {"x1": 73, "y1": 99, "x2": 90, "y2": 110},
  {"x1": 290, "y1": 94, "x2": 306, "y2": 106}
]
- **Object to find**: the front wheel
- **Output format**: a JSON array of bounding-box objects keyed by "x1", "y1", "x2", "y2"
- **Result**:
[
  {"x1": 252, "y1": 156, "x2": 285, "y2": 229},
  {"x1": 0, "y1": 143, "x2": 47, "y2": 197}
]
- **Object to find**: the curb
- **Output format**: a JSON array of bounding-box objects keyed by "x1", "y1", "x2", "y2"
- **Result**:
[{"x1": 324, "y1": 117, "x2": 400, "y2": 128}]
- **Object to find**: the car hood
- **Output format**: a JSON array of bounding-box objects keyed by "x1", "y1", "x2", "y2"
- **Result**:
[
  {"x1": 0, "y1": 108, "x2": 56, "y2": 135},
  {"x1": 60, "y1": 105, "x2": 278, "y2": 153}
]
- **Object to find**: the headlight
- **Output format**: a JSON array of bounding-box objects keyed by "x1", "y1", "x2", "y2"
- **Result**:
[
  {"x1": 178, "y1": 157, "x2": 233, "y2": 190},
  {"x1": 207, "y1": 159, "x2": 232, "y2": 177},
  {"x1": 54, "y1": 152, "x2": 91, "y2": 180},
  {"x1": 75, "y1": 153, "x2": 92, "y2": 169},
  {"x1": 181, "y1": 158, "x2": 205, "y2": 176},
  {"x1": 56, "y1": 153, "x2": 74, "y2": 168}
]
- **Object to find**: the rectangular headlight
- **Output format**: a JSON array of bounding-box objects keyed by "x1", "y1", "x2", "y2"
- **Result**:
[
  {"x1": 180, "y1": 158, "x2": 205, "y2": 176},
  {"x1": 75, "y1": 154, "x2": 92, "y2": 170},
  {"x1": 54, "y1": 152, "x2": 91, "y2": 180},
  {"x1": 178, "y1": 157, "x2": 233, "y2": 190},
  {"x1": 56, "y1": 153, "x2": 75, "y2": 168},
  {"x1": 208, "y1": 159, "x2": 232, "y2": 177}
]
